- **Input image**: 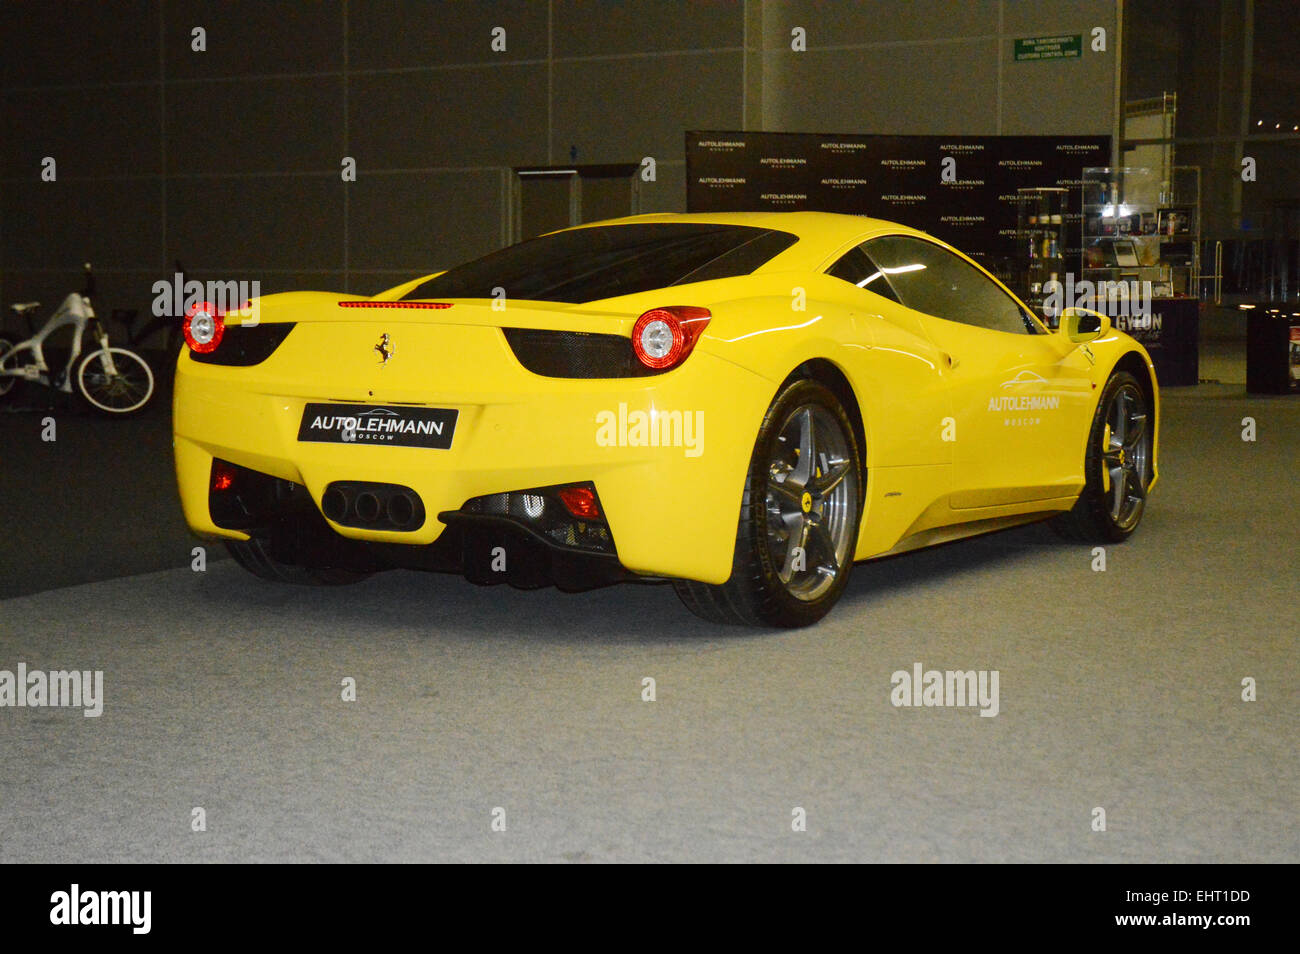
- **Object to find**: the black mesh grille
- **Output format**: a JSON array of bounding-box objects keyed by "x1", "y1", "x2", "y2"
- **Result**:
[
  {"x1": 461, "y1": 482, "x2": 615, "y2": 553},
  {"x1": 502, "y1": 327, "x2": 655, "y2": 378},
  {"x1": 191, "y1": 322, "x2": 296, "y2": 366}
]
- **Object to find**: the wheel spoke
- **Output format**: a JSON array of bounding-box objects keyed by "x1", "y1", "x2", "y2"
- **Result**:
[
  {"x1": 780, "y1": 518, "x2": 811, "y2": 582},
  {"x1": 790, "y1": 408, "x2": 815, "y2": 487},
  {"x1": 1109, "y1": 464, "x2": 1125, "y2": 516},
  {"x1": 810, "y1": 457, "x2": 851, "y2": 497},
  {"x1": 1124, "y1": 413, "x2": 1147, "y2": 452},
  {"x1": 807, "y1": 522, "x2": 839, "y2": 575},
  {"x1": 1109, "y1": 393, "x2": 1123, "y2": 446},
  {"x1": 767, "y1": 476, "x2": 802, "y2": 507},
  {"x1": 1127, "y1": 466, "x2": 1147, "y2": 501}
]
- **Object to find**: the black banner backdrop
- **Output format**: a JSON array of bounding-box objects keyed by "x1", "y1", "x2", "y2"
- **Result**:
[{"x1": 685, "y1": 130, "x2": 1110, "y2": 268}]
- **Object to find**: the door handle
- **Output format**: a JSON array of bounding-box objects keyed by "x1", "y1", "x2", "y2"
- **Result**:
[{"x1": 942, "y1": 351, "x2": 959, "y2": 370}]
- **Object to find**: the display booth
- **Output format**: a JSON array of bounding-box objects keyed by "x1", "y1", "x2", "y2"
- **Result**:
[
  {"x1": 1080, "y1": 166, "x2": 1202, "y2": 386},
  {"x1": 686, "y1": 134, "x2": 1204, "y2": 387}
]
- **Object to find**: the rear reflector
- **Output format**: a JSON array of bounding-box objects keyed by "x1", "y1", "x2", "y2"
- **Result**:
[
  {"x1": 558, "y1": 486, "x2": 601, "y2": 520},
  {"x1": 211, "y1": 459, "x2": 237, "y2": 492},
  {"x1": 338, "y1": 301, "x2": 454, "y2": 309}
]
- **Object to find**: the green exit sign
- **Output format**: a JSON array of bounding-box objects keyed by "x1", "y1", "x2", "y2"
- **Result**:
[{"x1": 1014, "y1": 35, "x2": 1083, "y2": 62}]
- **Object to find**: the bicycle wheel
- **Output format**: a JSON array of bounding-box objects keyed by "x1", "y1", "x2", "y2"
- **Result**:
[
  {"x1": 0, "y1": 337, "x2": 20, "y2": 403},
  {"x1": 77, "y1": 346, "x2": 155, "y2": 415}
]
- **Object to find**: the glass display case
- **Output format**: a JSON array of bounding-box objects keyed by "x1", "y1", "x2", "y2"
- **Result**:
[
  {"x1": 1080, "y1": 166, "x2": 1203, "y2": 386},
  {"x1": 1081, "y1": 166, "x2": 1200, "y2": 301}
]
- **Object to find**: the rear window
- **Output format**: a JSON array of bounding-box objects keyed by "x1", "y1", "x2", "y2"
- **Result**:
[{"x1": 402, "y1": 223, "x2": 797, "y2": 304}]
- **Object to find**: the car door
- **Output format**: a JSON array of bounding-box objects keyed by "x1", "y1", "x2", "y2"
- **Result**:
[
  {"x1": 821, "y1": 241, "x2": 953, "y2": 557},
  {"x1": 861, "y1": 234, "x2": 1096, "y2": 510}
]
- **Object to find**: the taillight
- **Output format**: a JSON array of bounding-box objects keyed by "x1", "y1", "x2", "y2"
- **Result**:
[
  {"x1": 184, "y1": 300, "x2": 225, "y2": 353},
  {"x1": 631, "y1": 306, "x2": 711, "y2": 371},
  {"x1": 558, "y1": 485, "x2": 601, "y2": 520}
]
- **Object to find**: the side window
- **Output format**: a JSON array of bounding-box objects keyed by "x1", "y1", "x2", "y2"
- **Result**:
[
  {"x1": 826, "y1": 245, "x2": 902, "y2": 304},
  {"x1": 862, "y1": 235, "x2": 1034, "y2": 335}
]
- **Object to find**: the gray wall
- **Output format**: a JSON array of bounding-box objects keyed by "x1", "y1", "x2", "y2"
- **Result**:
[
  {"x1": 0, "y1": 0, "x2": 1117, "y2": 323},
  {"x1": 755, "y1": 0, "x2": 1116, "y2": 137}
]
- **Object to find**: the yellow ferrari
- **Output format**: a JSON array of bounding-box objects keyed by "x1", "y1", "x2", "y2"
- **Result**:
[{"x1": 174, "y1": 212, "x2": 1158, "y2": 627}]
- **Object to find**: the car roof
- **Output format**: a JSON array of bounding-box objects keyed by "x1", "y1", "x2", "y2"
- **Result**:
[{"x1": 564, "y1": 211, "x2": 934, "y2": 271}]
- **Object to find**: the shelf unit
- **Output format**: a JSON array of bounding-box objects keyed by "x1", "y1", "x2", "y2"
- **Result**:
[{"x1": 1012, "y1": 187, "x2": 1070, "y2": 321}]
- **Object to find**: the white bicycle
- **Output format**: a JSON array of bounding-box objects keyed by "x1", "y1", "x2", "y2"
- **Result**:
[{"x1": 0, "y1": 264, "x2": 155, "y2": 415}]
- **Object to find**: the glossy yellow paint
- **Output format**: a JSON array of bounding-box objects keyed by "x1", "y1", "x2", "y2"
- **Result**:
[{"x1": 173, "y1": 211, "x2": 1159, "y2": 584}]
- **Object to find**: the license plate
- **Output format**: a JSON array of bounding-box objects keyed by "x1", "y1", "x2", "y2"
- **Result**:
[{"x1": 298, "y1": 403, "x2": 458, "y2": 449}]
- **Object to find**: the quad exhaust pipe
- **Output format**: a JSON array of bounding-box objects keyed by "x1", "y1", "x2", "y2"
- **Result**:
[{"x1": 321, "y1": 481, "x2": 425, "y2": 531}]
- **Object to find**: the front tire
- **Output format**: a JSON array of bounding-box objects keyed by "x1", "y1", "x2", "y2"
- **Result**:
[
  {"x1": 674, "y1": 380, "x2": 864, "y2": 627},
  {"x1": 77, "y1": 346, "x2": 155, "y2": 415},
  {"x1": 1052, "y1": 370, "x2": 1153, "y2": 542}
]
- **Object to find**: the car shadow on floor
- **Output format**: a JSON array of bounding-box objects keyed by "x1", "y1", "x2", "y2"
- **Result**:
[
  {"x1": 838, "y1": 517, "x2": 1072, "y2": 606},
  {"x1": 183, "y1": 517, "x2": 1077, "y2": 645}
]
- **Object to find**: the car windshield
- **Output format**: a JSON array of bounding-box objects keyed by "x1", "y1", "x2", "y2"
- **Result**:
[{"x1": 402, "y1": 223, "x2": 797, "y2": 304}]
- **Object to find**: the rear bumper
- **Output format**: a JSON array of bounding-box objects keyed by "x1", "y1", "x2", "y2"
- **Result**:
[
  {"x1": 172, "y1": 339, "x2": 773, "y2": 584},
  {"x1": 202, "y1": 464, "x2": 631, "y2": 591}
]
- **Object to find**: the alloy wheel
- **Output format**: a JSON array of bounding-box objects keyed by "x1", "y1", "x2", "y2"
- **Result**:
[
  {"x1": 1101, "y1": 383, "x2": 1150, "y2": 530},
  {"x1": 763, "y1": 404, "x2": 858, "y2": 601}
]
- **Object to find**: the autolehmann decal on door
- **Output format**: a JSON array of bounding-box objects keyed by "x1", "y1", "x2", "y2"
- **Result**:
[
  {"x1": 988, "y1": 395, "x2": 1060, "y2": 411},
  {"x1": 297, "y1": 403, "x2": 458, "y2": 448}
]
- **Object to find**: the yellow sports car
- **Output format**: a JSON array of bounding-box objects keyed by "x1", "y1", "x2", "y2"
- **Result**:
[{"x1": 174, "y1": 212, "x2": 1158, "y2": 627}]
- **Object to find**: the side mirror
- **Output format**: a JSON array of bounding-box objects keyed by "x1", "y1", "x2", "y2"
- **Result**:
[{"x1": 1060, "y1": 307, "x2": 1111, "y2": 343}]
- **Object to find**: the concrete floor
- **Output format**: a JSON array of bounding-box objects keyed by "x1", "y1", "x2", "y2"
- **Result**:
[{"x1": 0, "y1": 377, "x2": 1295, "y2": 862}]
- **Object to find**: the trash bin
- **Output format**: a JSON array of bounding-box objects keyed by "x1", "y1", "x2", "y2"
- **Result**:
[{"x1": 1246, "y1": 306, "x2": 1300, "y2": 395}]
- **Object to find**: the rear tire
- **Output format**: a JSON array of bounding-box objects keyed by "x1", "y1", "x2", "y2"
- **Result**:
[
  {"x1": 1052, "y1": 370, "x2": 1152, "y2": 542},
  {"x1": 674, "y1": 380, "x2": 864, "y2": 627},
  {"x1": 226, "y1": 537, "x2": 371, "y2": 586}
]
